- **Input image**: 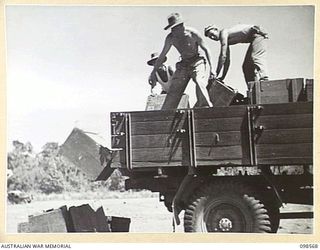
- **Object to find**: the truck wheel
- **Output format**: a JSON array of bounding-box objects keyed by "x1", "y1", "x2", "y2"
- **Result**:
[
  {"x1": 184, "y1": 181, "x2": 271, "y2": 233},
  {"x1": 264, "y1": 204, "x2": 280, "y2": 233}
]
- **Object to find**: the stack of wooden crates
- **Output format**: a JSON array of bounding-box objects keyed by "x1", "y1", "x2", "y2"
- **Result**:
[{"x1": 18, "y1": 204, "x2": 131, "y2": 233}]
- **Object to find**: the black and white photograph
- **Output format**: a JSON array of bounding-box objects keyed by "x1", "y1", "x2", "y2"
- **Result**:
[{"x1": 4, "y1": 4, "x2": 315, "y2": 238}]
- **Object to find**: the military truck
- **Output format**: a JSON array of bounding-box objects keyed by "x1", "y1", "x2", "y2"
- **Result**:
[{"x1": 97, "y1": 78, "x2": 313, "y2": 233}]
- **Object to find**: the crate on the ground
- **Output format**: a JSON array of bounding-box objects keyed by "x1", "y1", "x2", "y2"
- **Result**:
[
  {"x1": 17, "y1": 222, "x2": 30, "y2": 233},
  {"x1": 17, "y1": 204, "x2": 112, "y2": 233},
  {"x1": 28, "y1": 208, "x2": 68, "y2": 233},
  {"x1": 69, "y1": 204, "x2": 110, "y2": 232},
  {"x1": 249, "y1": 78, "x2": 305, "y2": 104},
  {"x1": 108, "y1": 216, "x2": 131, "y2": 232}
]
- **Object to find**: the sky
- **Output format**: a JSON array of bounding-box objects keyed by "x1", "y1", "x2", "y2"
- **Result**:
[{"x1": 5, "y1": 5, "x2": 314, "y2": 151}]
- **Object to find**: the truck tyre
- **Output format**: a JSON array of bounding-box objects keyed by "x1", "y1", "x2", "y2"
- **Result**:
[
  {"x1": 184, "y1": 181, "x2": 271, "y2": 233},
  {"x1": 264, "y1": 204, "x2": 280, "y2": 233}
]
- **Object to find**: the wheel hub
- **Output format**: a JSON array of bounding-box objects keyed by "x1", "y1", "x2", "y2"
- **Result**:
[{"x1": 218, "y1": 217, "x2": 233, "y2": 231}]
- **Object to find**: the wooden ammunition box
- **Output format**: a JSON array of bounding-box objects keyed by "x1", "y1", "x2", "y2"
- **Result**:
[
  {"x1": 249, "y1": 78, "x2": 304, "y2": 104},
  {"x1": 145, "y1": 94, "x2": 189, "y2": 111},
  {"x1": 17, "y1": 222, "x2": 30, "y2": 233},
  {"x1": 109, "y1": 216, "x2": 131, "y2": 232},
  {"x1": 305, "y1": 79, "x2": 313, "y2": 101},
  {"x1": 69, "y1": 204, "x2": 110, "y2": 232},
  {"x1": 207, "y1": 79, "x2": 239, "y2": 107},
  {"x1": 28, "y1": 208, "x2": 68, "y2": 233}
]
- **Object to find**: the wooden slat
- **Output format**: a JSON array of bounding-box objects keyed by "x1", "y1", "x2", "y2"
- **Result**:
[
  {"x1": 196, "y1": 145, "x2": 243, "y2": 160},
  {"x1": 195, "y1": 131, "x2": 242, "y2": 146},
  {"x1": 132, "y1": 147, "x2": 183, "y2": 162},
  {"x1": 131, "y1": 146, "x2": 245, "y2": 165},
  {"x1": 131, "y1": 119, "x2": 187, "y2": 135},
  {"x1": 256, "y1": 128, "x2": 313, "y2": 144},
  {"x1": 196, "y1": 159, "x2": 244, "y2": 166},
  {"x1": 257, "y1": 157, "x2": 313, "y2": 165},
  {"x1": 194, "y1": 105, "x2": 247, "y2": 119},
  {"x1": 255, "y1": 114, "x2": 312, "y2": 129},
  {"x1": 195, "y1": 117, "x2": 244, "y2": 132},
  {"x1": 252, "y1": 102, "x2": 312, "y2": 115},
  {"x1": 131, "y1": 161, "x2": 184, "y2": 168},
  {"x1": 256, "y1": 143, "x2": 312, "y2": 158},
  {"x1": 131, "y1": 134, "x2": 184, "y2": 148},
  {"x1": 129, "y1": 110, "x2": 186, "y2": 122}
]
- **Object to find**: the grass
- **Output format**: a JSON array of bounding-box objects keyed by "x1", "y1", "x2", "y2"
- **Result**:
[{"x1": 31, "y1": 189, "x2": 158, "y2": 201}]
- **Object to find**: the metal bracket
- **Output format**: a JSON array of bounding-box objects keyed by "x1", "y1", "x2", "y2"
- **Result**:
[
  {"x1": 254, "y1": 125, "x2": 264, "y2": 143},
  {"x1": 187, "y1": 109, "x2": 197, "y2": 172},
  {"x1": 250, "y1": 105, "x2": 263, "y2": 120},
  {"x1": 124, "y1": 113, "x2": 132, "y2": 170}
]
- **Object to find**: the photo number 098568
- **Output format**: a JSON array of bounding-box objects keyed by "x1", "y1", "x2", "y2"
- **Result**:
[{"x1": 299, "y1": 244, "x2": 319, "y2": 249}]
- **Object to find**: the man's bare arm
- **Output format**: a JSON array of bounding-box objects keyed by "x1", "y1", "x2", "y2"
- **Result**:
[
  {"x1": 216, "y1": 30, "x2": 229, "y2": 77},
  {"x1": 149, "y1": 35, "x2": 172, "y2": 85},
  {"x1": 220, "y1": 47, "x2": 230, "y2": 81},
  {"x1": 197, "y1": 33, "x2": 214, "y2": 76}
]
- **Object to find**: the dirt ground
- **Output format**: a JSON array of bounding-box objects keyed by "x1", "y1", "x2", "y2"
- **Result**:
[{"x1": 6, "y1": 197, "x2": 313, "y2": 234}]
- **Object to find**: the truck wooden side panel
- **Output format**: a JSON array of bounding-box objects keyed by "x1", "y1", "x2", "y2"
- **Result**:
[
  {"x1": 111, "y1": 110, "x2": 190, "y2": 168},
  {"x1": 193, "y1": 106, "x2": 251, "y2": 166},
  {"x1": 110, "y1": 102, "x2": 313, "y2": 169},
  {"x1": 253, "y1": 102, "x2": 313, "y2": 165}
]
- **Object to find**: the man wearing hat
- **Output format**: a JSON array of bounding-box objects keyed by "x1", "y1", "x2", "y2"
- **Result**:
[
  {"x1": 149, "y1": 13, "x2": 214, "y2": 109},
  {"x1": 204, "y1": 24, "x2": 269, "y2": 87},
  {"x1": 147, "y1": 52, "x2": 174, "y2": 94}
]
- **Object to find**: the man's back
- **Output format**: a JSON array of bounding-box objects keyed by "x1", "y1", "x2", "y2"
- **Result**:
[{"x1": 225, "y1": 24, "x2": 253, "y2": 45}]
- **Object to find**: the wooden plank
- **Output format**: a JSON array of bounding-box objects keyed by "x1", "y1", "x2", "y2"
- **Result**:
[
  {"x1": 132, "y1": 147, "x2": 183, "y2": 162},
  {"x1": 131, "y1": 130, "x2": 243, "y2": 149},
  {"x1": 129, "y1": 110, "x2": 186, "y2": 122},
  {"x1": 196, "y1": 159, "x2": 244, "y2": 166},
  {"x1": 196, "y1": 145, "x2": 243, "y2": 160},
  {"x1": 131, "y1": 145, "x2": 247, "y2": 167},
  {"x1": 195, "y1": 131, "x2": 242, "y2": 146},
  {"x1": 131, "y1": 134, "x2": 184, "y2": 149},
  {"x1": 252, "y1": 102, "x2": 312, "y2": 115},
  {"x1": 131, "y1": 161, "x2": 184, "y2": 168},
  {"x1": 257, "y1": 157, "x2": 313, "y2": 165},
  {"x1": 255, "y1": 114, "x2": 312, "y2": 129},
  {"x1": 195, "y1": 117, "x2": 245, "y2": 132},
  {"x1": 194, "y1": 105, "x2": 247, "y2": 119},
  {"x1": 131, "y1": 118, "x2": 187, "y2": 135},
  {"x1": 256, "y1": 128, "x2": 313, "y2": 144},
  {"x1": 256, "y1": 143, "x2": 313, "y2": 158}
]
